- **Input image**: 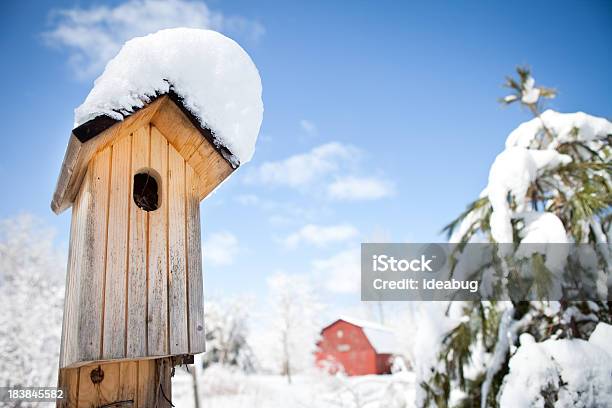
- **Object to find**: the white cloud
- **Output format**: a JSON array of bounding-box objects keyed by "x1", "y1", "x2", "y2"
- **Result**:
[
  {"x1": 284, "y1": 223, "x2": 359, "y2": 248},
  {"x1": 327, "y1": 176, "x2": 395, "y2": 201},
  {"x1": 235, "y1": 194, "x2": 260, "y2": 206},
  {"x1": 312, "y1": 248, "x2": 361, "y2": 294},
  {"x1": 234, "y1": 194, "x2": 325, "y2": 227},
  {"x1": 299, "y1": 119, "x2": 317, "y2": 135},
  {"x1": 244, "y1": 143, "x2": 395, "y2": 203},
  {"x1": 44, "y1": 0, "x2": 264, "y2": 79},
  {"x1": 245, "y1": 142, "x2": 359, "y2": 188},
  {"x1": 203, "y1": 231, "x2": 238, "y2": 266}
]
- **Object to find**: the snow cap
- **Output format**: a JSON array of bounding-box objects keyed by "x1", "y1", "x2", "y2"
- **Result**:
[{"x1": 75, "y1": 28, "x2": 263, "y2": 166}]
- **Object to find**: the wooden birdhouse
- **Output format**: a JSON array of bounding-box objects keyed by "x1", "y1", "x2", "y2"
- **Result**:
[{"x1": 52, "y1": 94, "x2": 235, "y2": 406}]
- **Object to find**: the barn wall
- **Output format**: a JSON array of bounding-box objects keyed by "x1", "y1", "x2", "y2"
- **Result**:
[
  {"x1": 375, "y1": 353, "x2": 393, "y2": 374},
  {"x1": 315, "y1": 321, "x2": 378, "y2": 376},
  {"x1": 60, "y1": 123, "x2": 205, "y2": 368}
]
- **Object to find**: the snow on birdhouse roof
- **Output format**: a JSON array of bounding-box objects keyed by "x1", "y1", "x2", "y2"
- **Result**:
[
  {"x1": 324, "y1": 316, "x2": 400, "y2": 354},
  {"x1": 75, "y1": 28, "x2": 263, "y2": 167}
]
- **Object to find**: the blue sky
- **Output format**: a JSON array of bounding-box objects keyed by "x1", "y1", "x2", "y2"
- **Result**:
[{"x1": 1, "y1": 0, "x2": 611, "y2": 313}]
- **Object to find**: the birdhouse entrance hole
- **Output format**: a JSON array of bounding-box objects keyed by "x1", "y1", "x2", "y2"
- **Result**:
[{"x1": 133, "y1": 170, "x2": 160, "y2": 212}]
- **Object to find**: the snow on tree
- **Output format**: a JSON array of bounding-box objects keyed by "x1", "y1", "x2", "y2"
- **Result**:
[
  {"x1": 415, "y1": 67, "x2": 611, "y2": 407},
  {"x1": 498, "y1": 325, "x2": 612, "y2": 407},
  {"x1": 202, "y1": 296, "x2": 256, "y2": 372},
  {"x1": 0, "y1": 214, "x2": 65, "y2": 391},
  {"x1": 251, "y1": 272, "x2": 324, "y2": 383}
]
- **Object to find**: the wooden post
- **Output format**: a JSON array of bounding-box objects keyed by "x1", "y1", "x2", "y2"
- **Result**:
[
  {"x1": 58, "y1": 358, "x2": 173, "y2": 407},
  {"x1": 52, "y1": 95, "x2": 236, "y2": 407}
]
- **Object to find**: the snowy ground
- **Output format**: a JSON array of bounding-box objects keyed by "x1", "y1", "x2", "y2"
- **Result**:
[{"x1": 172, "y1": 365, "x2": 416, "y2": 408}]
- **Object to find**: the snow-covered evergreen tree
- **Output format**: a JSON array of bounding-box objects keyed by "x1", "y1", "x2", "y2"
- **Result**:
[
  {"x1": 0, "y1": 215, "x2": 65, "y2": 392},
  {"x1": 416, "y1": 67, "x2": 611, "y2": 407}
]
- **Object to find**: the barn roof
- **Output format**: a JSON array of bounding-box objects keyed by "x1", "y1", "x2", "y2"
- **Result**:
[{"x1": 324, "y1": 316, "x2": 400, "y2": 355}]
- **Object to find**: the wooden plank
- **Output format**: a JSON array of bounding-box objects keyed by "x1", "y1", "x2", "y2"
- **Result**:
[
  {"x1": 127, "y1": 127, "x2": 150, "y2": 358},
  {"x1": 147, "y1": 126, "x2": 169, "y2": 356},
  {"x1": 53, "y1": 124, "x2": 120, "y2": 216},
  {"x1": 51, "y1": 134, "x2": 82, "y2": 214},
  {"x1": 61, "y1": 359, "x2": 174, "y2": 408},
  {"x1": 51, "y1": 94, "x2": 239, "y2": 214},
  {"x1": 118, "y1": 361, "x2": 138, "y2": 404},
  {"x1": 149, "y1": 96, "x2": 234, "y2": 201},
  {"x1": 163, "y1": 99, "x2": 206, "y2": 160},
  {"x1": 182, "y1": 133, "x2": 233, "y2": 200},
  {"x1": 77, "y1": 364, "x2": 100, "y2": 407},
  {"x1": 159, "y1": 358, "x2": 173, "y2": 407},
  {"x1": 186, "y1": 141, "x2": 215, "y2": 176},
  {"x1": 179, "y1": 134, "x2": 205, "y2": 163},
  {"x1": 78, "y1": 147, "x2": 111, "y2": 363},
  {"x1": 186, "y1": 164, "x2": 205, "y2": 353},
  {"x1": 57, "y1": 367, "x2": 79, "y2": 408},
  {"x1": 59, "y1": 187, "x2": 86, "y2": 368},
  {"x1": 168, "y1": 146, "x2": 189, "y2": 354},
  {"x1": 196, "y1": 149, "x2": 234, "y2": 200},
  {"x1": 52, "y1": 98, "x2": 165, "y2": 214},
  {"x1": 98, "y1": 362, "x2": 120, "y2": 405},
  {"x1": 150, "y1": 97, "x2": 192, "y2": 147},
  {"x1": 137, "y1": 359, "x2": 155, "y2": 407},
  {"x1": 103, "y1": 135, "x2": 132, "y2": 360}
]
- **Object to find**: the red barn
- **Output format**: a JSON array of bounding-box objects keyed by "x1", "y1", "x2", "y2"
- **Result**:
[{"x1": 315, "y1": 317, "x2": 399, "y2": 376}]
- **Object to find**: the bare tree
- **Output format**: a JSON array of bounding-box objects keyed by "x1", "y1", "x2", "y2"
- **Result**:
[
  {"x1": 259, "y1": 272, "x2": 324, "y2": 384},
  {"x1": 0, "y1": 215, "x2": 65, "y2": 392},
  {"x1": 203, "y1": 296, "x2": 256, "y2": 372}
]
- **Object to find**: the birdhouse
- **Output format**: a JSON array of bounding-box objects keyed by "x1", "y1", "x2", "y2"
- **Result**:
[
  {"x1": 52, "y1": 28, "x2": 262, "y2": 407},
  {"x1": 52, "y1": 94, "x2": 235, "y2": 406},
  {"x1": 51, "y1": 93, "x2": 239, "y2": 407}
]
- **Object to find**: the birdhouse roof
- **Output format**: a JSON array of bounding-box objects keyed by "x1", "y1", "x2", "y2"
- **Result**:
[
  {"x1": 74, "y1": 28, "x2": 263, "y2": 166},
  {"x1": 51, "y1": 94, "x2": 235, "y2": 214},
  {"x1": 51, "y1": 28, "x2": 263, "y2": 214}
]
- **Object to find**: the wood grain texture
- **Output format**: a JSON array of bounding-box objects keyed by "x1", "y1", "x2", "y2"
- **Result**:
[
  {"x1": 149, "y1": 96, "x2": 234, "y2": 201},
  {"x1": 58, "y1": 99, "x2": 236, "y2": 369},
  {"x1": 59, "y1": 186, "x2": 86, "y2": 368},
  {"x1": 147, "y1": 126, "x2": 169, "y2": 356},
  {"x1": 51, "y1": 134, "x2": 82, "y2": 214},
  {"x1": 76, "y1": 365, "x2": 98, "y2": 407},
  {"x1": 78, "y1": 147, "x2": 111, "y2": 363},
  {"x1": 57, "y1": 367, "x2": 79, "y2": 408},
  {"x1": 118, "y1": 361, "x2": 138, "y2": 403},
  {"x1": 52, "y1": 98, "x2": 164, "y2": 214},
  {"x1": 127, "y1": 127, "x2": 149, "y2": 358},
  {"x1": 98, "y1": 362, "x2": 120, "y2": 404},
  {"x1": 159, "y1": 358, "x2": 172, "y2": 407},
  {"x1": 51, "y1": 96, "x2": 235, "y2": 214},
  {"x1": 136, "y1": 359, "x2": 154, "y2": 408},
  {"x1": 58, "y1": 359, "x2": 170, "y2": 408},
  {"x1": 168, "y1": 146, "x2": 189, "y2": 354},
  {"x1": 186, "y1": 164, "x2": 205, "y2": 353},
  {"x1": 103, "y1": 135, "x2": 131, "y2": 359},
  {"x1": 186, "y1": 139, "x2": 233, "y2": 200},
  {"x1": 149, "y1": 97, "x2": 192, "y2": 148}
]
